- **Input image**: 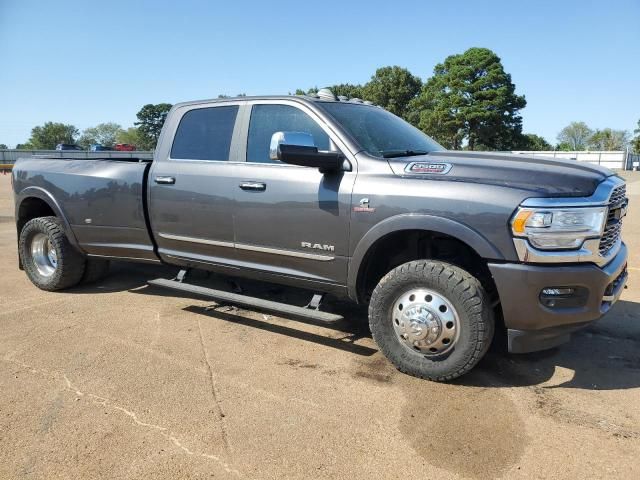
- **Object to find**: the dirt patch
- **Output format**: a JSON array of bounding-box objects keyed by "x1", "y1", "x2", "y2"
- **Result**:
[
  {"x1": 279, "y1": 358, "x2": 339, "y2": 377},
  {"x1": 281, "y1": 358, "x2": 320, "y2": 369},
  {"x1": 400, "y1": 382, "x2": 527, "y2": 479},
  {"x1": 355, "y1": 355, "x2": 527, "y2": 479},
  {"x1": 532, "y1": 386, "x2": 640, "y2": 440},
  {"x1": 353, "y1": 355, "x2": 396, "y2": 384}
]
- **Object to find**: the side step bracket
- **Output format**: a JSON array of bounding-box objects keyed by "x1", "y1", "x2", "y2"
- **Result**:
[
  {"x1": 147, "y1": 278, "x2": 343, "y2": 324},
  {"x1": 306, "y1": 293, "x2": 324, "y2": 310},
  {"x1": 175, "y1": 269, "x2": 189, "y2": 283}
]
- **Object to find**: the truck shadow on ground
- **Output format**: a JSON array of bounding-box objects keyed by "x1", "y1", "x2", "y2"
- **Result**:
[
  {"x1": 182, "y1": 305, "x2": 376, "y2": 356},
  {"x1": 83, "y1": 263, "x2": 376, "y2": 357},
  {"x1": 471, "y1": 343, "x2": 637, "y2": 391},
  {"x1": 75, "y1": 262, "x2": 640, "y2": 391},
  {"x1": 458, "y1": 299, "x2": 640, "y2": 391}
]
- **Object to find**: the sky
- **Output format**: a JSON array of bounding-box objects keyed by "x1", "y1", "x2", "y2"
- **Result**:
[{"x1": 1, "y1": 0, "x2": 639, "y2": 148}]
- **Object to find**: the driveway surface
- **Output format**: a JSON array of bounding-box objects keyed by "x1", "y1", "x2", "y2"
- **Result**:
[{"x1": 1, "y1": 172, "x2": 639, "y2": 479}]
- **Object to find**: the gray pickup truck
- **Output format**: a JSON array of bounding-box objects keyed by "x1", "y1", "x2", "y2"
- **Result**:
[{"x1": 12, "y1": 89, "x2": 629, "y2": 380}]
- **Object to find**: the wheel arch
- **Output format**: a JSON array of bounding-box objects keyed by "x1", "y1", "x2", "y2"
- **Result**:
[
  {"x1": 15, "y1": 187, "x2": 83, "y2": 254},
  {"x1": 347, "y1": 214, "x2": 504, "y2": 303}
]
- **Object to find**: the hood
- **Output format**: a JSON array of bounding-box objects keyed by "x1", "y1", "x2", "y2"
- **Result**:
[{"x1": 387, "y1": 150, "x2": 614, "y2": 197}]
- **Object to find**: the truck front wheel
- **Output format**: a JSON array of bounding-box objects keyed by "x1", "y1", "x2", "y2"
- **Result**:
[
  {"x1": 19, "y1": 216, "x2": 86, "y2": 291},
  {"x1": 368, "y1": 260, "x2": 494, "y2": 381}
]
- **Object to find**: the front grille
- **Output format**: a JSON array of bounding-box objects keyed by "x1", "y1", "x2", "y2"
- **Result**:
[
  {"x1": 608, "y1": 184, "x2": 626, "y2": 209},
  {"x1": 599, "y1": 184, "x2": 627, "y2": 256},
  {"x1": 599, "y1": 220, "x2": 622, "y2": 255}
]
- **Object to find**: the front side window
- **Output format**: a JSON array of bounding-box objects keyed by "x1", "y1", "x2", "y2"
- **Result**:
[
  {"x1": 319, "y1": 102, "x2": 444, "y2": 158},
  {"x1": 171, "y1": 105, "x2": 239, "y2": 161},
  {"x1": 247, "y1": 104, "x2": 331, "y2": 164}
]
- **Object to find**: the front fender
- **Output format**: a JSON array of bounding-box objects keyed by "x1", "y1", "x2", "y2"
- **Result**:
[
  {"x1": 347, "y1": 213, "x2": 505, "y2": 301},
  {"x1": 15, "y1": 186, "x2": 84, "y2": 253}
]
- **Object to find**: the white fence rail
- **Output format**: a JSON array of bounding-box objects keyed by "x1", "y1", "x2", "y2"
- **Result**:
[{"x1": 511, "y1": 150, "x2": 633, "y2": 170}]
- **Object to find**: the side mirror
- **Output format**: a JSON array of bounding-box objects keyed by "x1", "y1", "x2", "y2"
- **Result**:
[{"x1": 269, "y1": 131, "x2": 343, "y2": 174}]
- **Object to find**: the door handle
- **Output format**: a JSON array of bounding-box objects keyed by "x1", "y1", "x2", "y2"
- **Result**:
[
  {"x1": 239, "y1": 182, "x2": 266, "y2": 191},
  {"x1": 154, "y1": 176, "x2": 176, "y2": 185}
]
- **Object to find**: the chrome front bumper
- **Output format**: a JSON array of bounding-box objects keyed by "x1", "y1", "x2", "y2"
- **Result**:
[{"x1": 513, "y1": 237, "x2": 622, "y2": 268}]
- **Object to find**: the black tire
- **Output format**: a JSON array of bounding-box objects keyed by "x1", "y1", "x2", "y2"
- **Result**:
[
  {"x1": 82, "y1": 258, "x2": 110, "y2": 284},
  {"x1": 19, "y1": 216, "x2": 86, "y2": 291},
  {"x1": 368, "y1": 260, "x2": 494, "y2": 381}
]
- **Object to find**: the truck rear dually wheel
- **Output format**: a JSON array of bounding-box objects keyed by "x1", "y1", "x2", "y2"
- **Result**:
[
  {"x1": 368, "y1": 260, "x2": 494, "y2": 381},
  {"x1": 19, "y1": 216, "x2": 86, "y2": 291}
]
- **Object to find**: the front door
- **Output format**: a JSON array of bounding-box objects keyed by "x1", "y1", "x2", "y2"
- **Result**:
[
  {"x1": 233, "y1": 102, "x2": 356, "y2": 285},
  {"x1": 149, "y1": 103, "x2": 242, "y2": 267}
]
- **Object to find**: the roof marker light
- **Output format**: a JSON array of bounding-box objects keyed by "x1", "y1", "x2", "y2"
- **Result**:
[{"x1": 317, "y1": 88, "x2": 337, "y2": 100}]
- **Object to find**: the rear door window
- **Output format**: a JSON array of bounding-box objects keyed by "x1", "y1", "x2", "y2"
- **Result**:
[{"x1": 171, "y1": 105, "x2": 239, "y2": 161}]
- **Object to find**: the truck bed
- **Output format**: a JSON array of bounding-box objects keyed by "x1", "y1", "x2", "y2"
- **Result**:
[{"x1": 13, "y1": 156, "x2": 158, "y2": 262}]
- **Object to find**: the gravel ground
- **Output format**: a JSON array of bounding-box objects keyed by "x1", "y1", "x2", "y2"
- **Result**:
[
  {"x1": 1, "y1": 172, "x2": 639, "y2": 479},
  {"x1": 0, "y1": 170, "x2": 12, "y2": 221}
]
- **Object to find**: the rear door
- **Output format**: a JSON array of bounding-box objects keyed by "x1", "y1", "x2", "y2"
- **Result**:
[
  {"x1": 233, "y1": 101, "x2": 356, "y2": 285},
  {"x1": 148, "y1": 102, "x2": 244, "y2": 266}
]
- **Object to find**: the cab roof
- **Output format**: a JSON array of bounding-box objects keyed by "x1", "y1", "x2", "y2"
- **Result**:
[{"x1": 172, "y1": 88, "x2": 378, "y2": 109}]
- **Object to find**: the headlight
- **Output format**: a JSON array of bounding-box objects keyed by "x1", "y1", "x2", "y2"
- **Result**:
[{"x1": 511, "y1": 206, "x2": 607, "y2": 250}]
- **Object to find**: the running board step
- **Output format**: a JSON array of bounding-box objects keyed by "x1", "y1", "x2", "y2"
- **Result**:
[{"x1": 147, "y1": 278, "x2": 343, "y2": 323}]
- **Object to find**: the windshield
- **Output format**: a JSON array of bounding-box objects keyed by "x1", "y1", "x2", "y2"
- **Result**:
[{"x1": 318, "y1": 102, "x2": 444, "y2": 158}]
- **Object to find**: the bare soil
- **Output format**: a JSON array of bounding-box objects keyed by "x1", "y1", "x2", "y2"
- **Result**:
[{"x1": 1, "y1": 173, "x2": 639, "y2": 479}]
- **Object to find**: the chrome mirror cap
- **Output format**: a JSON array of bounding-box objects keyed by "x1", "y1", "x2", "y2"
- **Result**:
[{"x1": 269, "y1": 131, "x2": 316, "y2": 161}]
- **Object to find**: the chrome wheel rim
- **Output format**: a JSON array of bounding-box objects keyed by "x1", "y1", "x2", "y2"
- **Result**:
[
  {"x1": 392, "y1": 288, "x2": 460, "y2": 356},
  {"x1": 31, "y1": 233, "x2": 57, "y2": 277}
]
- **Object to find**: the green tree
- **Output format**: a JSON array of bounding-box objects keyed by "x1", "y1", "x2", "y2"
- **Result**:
[
  {"x1": 295, "y1": 84, "x2": 364, "y2": 98},
  {"x1": 415, "y1": 48, "x2": 526, "y2": 150},
  {"x1": 0, "y1": 144, "x2": 7, "y2": 149},
  {"x1": 362, "y1": 66, "x2": 422, "y2": 119},
  {"x1": 630, "y1": 120, "x2": 640, "y2": 153},
  {"x1": 294, "y1": 87, "x2": 319, "y2": 95},
  {"x1": 115, "y1": 127, "x2": 143, "y2": 147},
  {"x1": 78, "y1": 122, "x2": 124, "y2": 148},
  {"x1": 588, "y1": 128, "x2": 630, "y2": 150},
  {"x1": 514, "y1": 133, "x2": 552, "y2": 151},
  {"x1": 26, "y1": 122, "x2": 79, "y2": 149},
  {"x1": 556, "y1": 122, "x2": 592, "y2": 150},
  {"x1": 134, "y1": 103, "x2": 172, "y2": 150},
  {"x1": 555, "y1": 142, "x2": 573, "y2": 151},
  {"x1": 330, "y1": 83, "x2": 365, "y2": 99}
]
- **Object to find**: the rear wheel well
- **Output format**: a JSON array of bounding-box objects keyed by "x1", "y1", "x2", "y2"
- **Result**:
[
  {"x1": 356, "y1": 229, "x2": 499, "y2": 307},
  {"x1": 17, "y1": 197, "x2": 56, "y2": 236}
]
